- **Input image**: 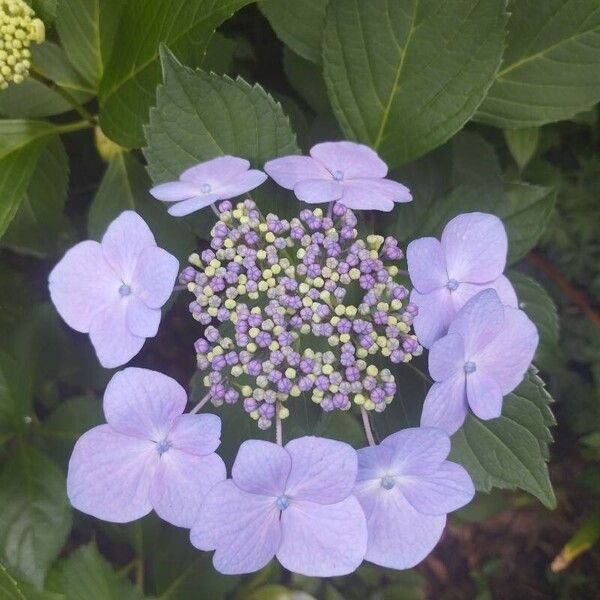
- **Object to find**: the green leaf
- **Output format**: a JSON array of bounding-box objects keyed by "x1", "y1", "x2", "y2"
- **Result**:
[
  {"x1": 88, "y1": 151, "x2": 196, "y2": 264},
  {"x1": 508, "y1": 271, "x2": 560, "y2": 369},
  {"x1": 98, "y1": 0, "x2": 254, "y2": 147},
  {"x1": 63, "y1": 543, "x2": 143, "y2": 600},
  {"x1": 42, "y1": 397, "x2": 104, "y2": 465},
  {"x1": 260, "y1": 0, "x2": 327, "y2": 64},
  {"x1": 0, "y1": 563, "x2": 25, "y2": 600},
  {"x1": 504, "y1": 128, "x2": 539, "y2": 171},
  {"x1": 56, "y1": 0, "x2": 125, "y2": 90},
  {"x1": 1, "y1": 137, "x2": 69, "y2": 257},
  {"x1": 450, "y1": 370, "x2": 556, "y2": 508},
  {"x1": 144, "y1": 48, "x2": 299, "y2": 225},
  {"x1": 0, "y1": 349, "x2": 32, "y2": 443},
  {"x1": 0, "y1": 121, "x2": 57, "y2": 237},
  {"x1": 0, "y1": 445, "x2": 72, "y2": 587},
  {"x1": 0, "y1": 264, "x2": 40, "y2": 340},
  {"x1": 202, "y1": 32, "x2": 237, "y2": 75},
  {"x1": 450, "y1": 130, "x2": 502, "y2": 187},
  {"x1": 476, "y1": 1, "x2": 600, "y2": 128},
  {"x1": 29, "y1": 0, "x2": 58, "y2": 24},
  {"x1": 283, "y1": 47, "x2": 330, "y2": 113},
  {"x1": 0, "y1": 78, "x2": 82, "y2": 118},
  {"x1": 322, "y1": 0, "x2": 508, "y2": 166}
]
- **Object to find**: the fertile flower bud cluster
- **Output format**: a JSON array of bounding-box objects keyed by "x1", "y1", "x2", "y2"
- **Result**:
[
  {"x1": 0, "y1": 0, "x2": 44, "y2": 90},
  {"x1": 183, "y1": 199, "x2": 422, "y2": 429}
]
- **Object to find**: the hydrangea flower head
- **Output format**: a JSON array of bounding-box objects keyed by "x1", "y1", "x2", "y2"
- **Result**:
[
  {"x1": 183, "y1": 199, "x2": 422, "y2": 429},
  {"x1": 191, "y1": 436, "x2": 367, "y2": 576},
  {"x1": 354, "y1": 427, "x2": 474, "y2": 569},
  {"x1": 264, "y1": 141, "x2": 412, "y2": 211},
  {"x1": 149, "y1": 156, "x2": 267, "y2": 216},
  {"x1": 49, "y1": 211, "x2": 179, "y2": 368},
  {"x1": 421, "y1": 289, "x2": 538, "y2": 434},
  {"x1": 67, "y1": 368, "x2": 226, "y2": 528},
  {"x1": 407, "y1": 212, "x2": 518, "y2": 348}
]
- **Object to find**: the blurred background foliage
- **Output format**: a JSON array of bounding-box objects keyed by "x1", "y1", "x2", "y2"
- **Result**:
[{"x1": 0, "y1": 0, "x2": 599, "y2": 598}]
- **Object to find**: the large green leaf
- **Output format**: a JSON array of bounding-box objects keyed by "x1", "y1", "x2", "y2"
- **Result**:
[
  {"x1": 55, "y1": 0, "x2": 125, "y2": 89},
  {"x1": 0, "y1": 350, "x2": 32, "y2": 444},
  {"x1": 0, "y1": 79, "x2": 84, "y2": 118},
  {"x1": 1, "y1": 137, "x2": 69, "y2": 257},
  {"x1": 260, "y1": 0, "x2": 327, "y2": 64},
  {"x1": 322, "y1": 0, "x2": 507, "y2": 166},
  {"x1": 98, "y1": 0, "x2": 253, "y2": 147},
  {"x1": 0, "y1": 564, "x2": 25, "y2": 600},
  {"x1": 144, "y1": 48, "x2": 299, "y2": 225},
  {"x1": 63, "y1": 544, "x2": 143, "y2": 600},
  {"x1": 88, "y1": 152, "x2": 196, "y2": 263},
  {"x1": 450, "y1": 370, "x2": 556, "y2": 508},
  {"x1": 0, "y1": 121, "x2": 57, "y2": 237},
  {"x1": 477, "y1": 0, "x2": 600, "y2": 128},
  {"x1": 0, "y1": 445, "x2": 72, "y2": 587}
]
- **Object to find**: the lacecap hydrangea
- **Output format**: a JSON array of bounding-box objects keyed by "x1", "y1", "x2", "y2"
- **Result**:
[{"x1": 50, "y1": 141, "x2": 539, "y2": 577}]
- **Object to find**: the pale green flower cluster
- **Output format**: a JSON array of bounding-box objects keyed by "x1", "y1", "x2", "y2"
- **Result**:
[{"x1": 0, "y1": 0, "x2": 44, "y2": 90}]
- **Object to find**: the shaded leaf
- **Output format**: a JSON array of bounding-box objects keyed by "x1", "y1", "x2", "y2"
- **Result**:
[
  {"x1": 0, "y1": 350, "x2": 32, "y2": 444},
  {"x1": 98, "y1": 0, "x2": 254, "y2": 147},
  {"x1": 0, "y1": 564, "x2": 25, "y2": 600},
  {"x1": 283, "y1": 47, "x2": 330, "y2": 114},
  {"x1": 322, "y1": 0, "x2": 508, "y2": 166},
  {"x1": 504, "y1": 128, "x2": 539, "y2": 171}
]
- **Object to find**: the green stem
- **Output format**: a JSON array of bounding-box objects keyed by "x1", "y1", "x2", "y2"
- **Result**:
[
  {"x1": 54, "y1": 120, "x2": 92, "y2": 135},
  {"x1": 404, "y1": 361, "x2": 433, "y2": 384}
]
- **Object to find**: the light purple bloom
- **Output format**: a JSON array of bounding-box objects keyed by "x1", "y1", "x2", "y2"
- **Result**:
[
  {"x1": 264, "y1": 141, "x2": 411, "y2": 211},
  {"x1": 421, "y1": 289, "x2": 538, "y2": 435},
  {"x1": 354, "y1": 427, "x2": 474, "y2": 570},
  {"x1": 191, "y1": 437, "x2": 367, "y2": 576},
  {"x1": 49, "y1": 211, "x2": 179, "y2": 368},
  {"x1": 67, "y1": 368, "x2": 226, "y2": 527},
  {"x1": 407, "y1": 212, "x2": 518, "y2": 348},
  {"x1": 150, "y1": 156, "x2": 267, "y2": 216}
]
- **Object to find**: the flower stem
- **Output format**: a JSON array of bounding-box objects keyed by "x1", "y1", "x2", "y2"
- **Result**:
[
  {"x1": 54, "y1": 120, "x2": 93, "y2": 135},
  {"x1": 210, "y1": 203, "x2": 220, "y2": 217},
  {"x1": 275, "y1": 408, "x2": 283, "y2": 446},
  {"x1": 190, "y1": 391, "x2": 211, "y2": 414},
  {"x1": 361, "y1": 407, "x2": 376, "y2": 447}
]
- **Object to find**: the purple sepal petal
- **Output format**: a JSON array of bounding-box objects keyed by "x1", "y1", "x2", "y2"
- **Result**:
[
  {"x1": 132, "y1": 246, "x2": 179, "y2": 308},
  {"x1": 264, "y1": 155, "x2": 330, "y2": 189},
  {"x1": 410, "y1": 287, "x2": 455, "y2": 349},
  {"x1": 277, "y1": 497, "x2": 367, "y2": 576},
  {"x1": 294, "y1": 179, "x2": 344, "y2": 204},
  {"x1": 180, "y1": 156, "x2": 250, "y2": 184},
  {"x1": 350, "y1": 177, "x2": 412, "y2": 203},
  {"x1": 168, "y1": 413, "x2": 222, "y2": 456},
  {"x1": 339, "y1": 180, "x2": 395, "y2": 212},
  {"x1": 216, "y1": 169, "x2": 268, "y2": 199},
  {"x1": 466, "y1": 370, "x2": 504, "y2": 420},
  {"x1": 126, "y1": 296, "x2": 161, "y2": 338},
  {"x1": 67, "y1": 425, "x2": 155, "y2": 523},
  {"x1": 167, "y1": 195, "x2": 220, "y2": 217},
  {"x1": 232, "y1": 440, "x2": 290, "y2": 496},
  {"x1": 149, "y1": 181, "x2": 201, "y2": 202},
  {"x1": 310, "y1": 141, "x2": 387, "y2": 179},
  {"x1": 420, "y1": 376, "x2": 468, "y2": 436},
  {"x1": 407, "y1": 237, "x2": 447, "y2": 294},
  {"x1": 428, "y1": 333, "x2": 465, "y2": 382}
]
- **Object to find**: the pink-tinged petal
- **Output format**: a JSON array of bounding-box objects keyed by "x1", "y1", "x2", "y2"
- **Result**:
[
  {"x1": 351, "y1": 178, "x2": 412, "y2": 203},
  {"x1": 67, "y1": 425, "x2": 156, "y2": 523},
  {"x1": 284, "y1": 436, "x2": 357, "y2": 504},
  {"x1": 264, "y1": 155, "x2": 330, "y2": 188},
  {"x1": 149, "y1": 181, "x2": 200, "y2": 202},
  {"x1": 180, "y1": 156, "x2": 249, "y2": 184},
  {"x1": 101, "y1": 211, "x2": 156, "y2": 281},
  {"x1": 420, "y1": 376, "x2": 468, "y2": 436},
  {"x1": 339, "y1": 180, "x2": 395, "y2": 211},
  {"x1": 88, "y1": 300, "x2": 145, "y2": 368},
  {"x1": 441, "y1": 213, "x2": 508, "y2": 283},
  {"x1": 310, "y1": 141, "x2": 387, "y2": 179},
  {"x1": 103, "y1": 367, "x2": 187, "y2": 440},
  {"x1": 429, "y1": 333, "x2": 465, "y2": 382},
  {"x1": 448, "y1": 289, "x2": 504, "y2": 357},
  {"x1": 294, "y1": 179, "x2": 344, "y2": 204},
  {"x1": 466, "y1": 370, "x2": 503, "y2": 420},
  {"x1": 216, "y1": 169, "x2": 267, "y2": 199},
  {"x1": 493, "y1": 274, "x2": 518, "y2": 307},
  {"x1": 278, "y1": 497, "x2": 367, "y2": 576},
  {"x1": 382, "y1": 427, "x2": 451, "y2": 476},
  {"x1": 150, "y1": 450, "x2": 226, "y2": 528},
  {"x1": 407, "y1": 237, "x2": 448, "y2": 294},
  {"x1": 358, "y1": 486, "x2": 445, "y2": 570},
  {"x1": 400, "y1": 461, "x2": 475, "y2": 516},
  {"x1": 191, "y1": 480, "x2": 280, "y2": 574},
  {"x1": 131, "y1": 246, "x2": 179, "y2": 309},
  {"x1": 126, "y1": 296, "x2": 161, "y2": 338},
  {"x1": 167, "y1": 195, "x2": 220, "y2": 217},
  {"x1": 48, "y1": 240, "x2": 120, "y2": 333},
  {"x1": 449, "y1": 277, "x2": 518, "y2": 314},
  {"x1": 354, "y1": 444, "x2": 394, "y2": 519},
  {"x1": 168, "y1": 413, "x2": 222, "y2": 456},
  {"x1": 232, "y1": 440, "x2": 290, "y2": 496},
  {"x1": 410, "y1": 287, "x2": 455, "y2": 349},
  {"x1": 476, "y1": 307, "x2": 538, "y2": 394}
]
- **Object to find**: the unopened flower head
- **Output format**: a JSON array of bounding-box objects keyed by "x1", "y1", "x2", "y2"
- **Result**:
[
  {"x1": 0, "y1": 0, "x2": 45, "y2": 90},
  {"x1": 184, "y1": 199, "x2": 422, "y2": 429}
]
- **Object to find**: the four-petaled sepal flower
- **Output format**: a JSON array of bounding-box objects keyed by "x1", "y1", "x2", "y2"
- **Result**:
[
  {"x1": 354, "y1": 427, "x2": 474, "y2": 569},
  {"x1": 191, "y1": 437, "x2": 367, "y2": 576},
  {"x1": 150, "y1": 156, "x2": 267, "y2": 216},
  {"x1": 265, "y1": 141, "x2": 411, "y2": 211},
  {"x1": 407, "y1": 212, "x2": 518, "y2": 348},
  {"x1": 421, "y1": 289, "x2": 538, "y2": 434},
  {"x1": 49, "y1": 211, "x2": 179, "y2": 368},
  {"x1": 67, "y1": 368, "x2": 226, "y2": 528}
]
